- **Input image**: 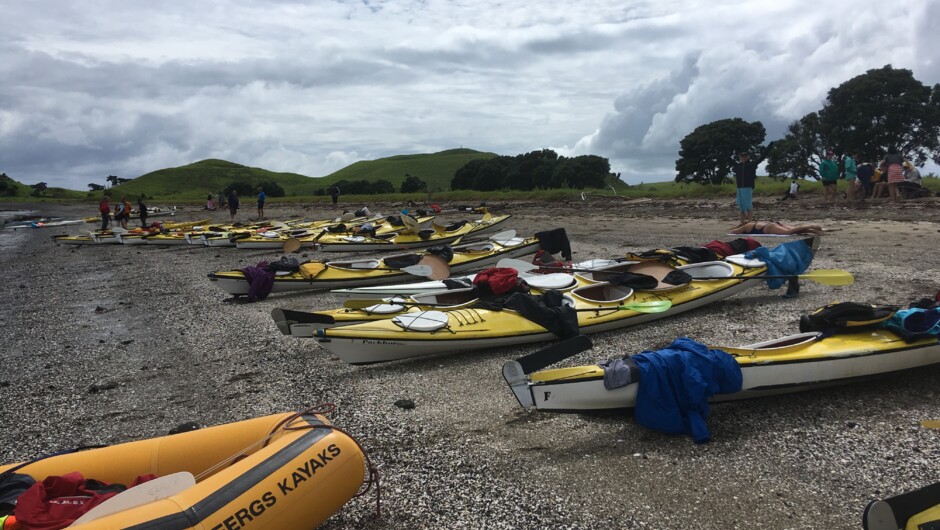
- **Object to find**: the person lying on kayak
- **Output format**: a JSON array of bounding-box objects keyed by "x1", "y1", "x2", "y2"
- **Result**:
[{"x1": 729, "y1": 221, "x2": 824, "y2": 236}]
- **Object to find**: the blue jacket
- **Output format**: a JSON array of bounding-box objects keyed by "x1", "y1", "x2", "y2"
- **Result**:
[
  {"x1": 745, "y1": 238, "x2": 815, "y2": 289},
  {"x1": 633, "y1": 338, "x2": 742, "y2": 443}
]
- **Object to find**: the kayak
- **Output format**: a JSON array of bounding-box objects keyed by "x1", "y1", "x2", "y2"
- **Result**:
[
  {"x1": 277, "y1": 271, "x2": 583, "y2": 331},
  {"x1": 503, "y1": 329, "x2": 940, "y2": 411},
  {"x1": 864, "y1": 481, "x2": 940, "y2": 530},
  {"x1": 313, "y1": 212, "x2": 511, "y2": 252},
  {"x1": 214, "y1": 232, "x2": 539, "y2": 297},
  {"x1": 233, "y1": 214, "x2": 433, "y2": 250},
  {"x1": 329, "y1": 258, "x2": 622, "y2": 300},
  {"x1": 0, "y1": 410, "x2": 370, "y2": 530},
  {"x1": 297, "y1": 253, "x2": 778, "y2": 364}
]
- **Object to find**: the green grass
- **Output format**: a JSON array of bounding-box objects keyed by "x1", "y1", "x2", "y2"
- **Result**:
[
  {"x1": 323, "y1": 148, "x2": 498, "y2": 191},
  {"x1": 4, "y1": 169, "x2": 937, "y2": 205}
]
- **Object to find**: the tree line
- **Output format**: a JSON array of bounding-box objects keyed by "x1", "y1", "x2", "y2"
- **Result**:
[
  {"x1": 675, "y1": 65, "x2": 940, "y2": 184},
  {"x1": 451, "y1": 150, "x2": 613, "y2": 191}
]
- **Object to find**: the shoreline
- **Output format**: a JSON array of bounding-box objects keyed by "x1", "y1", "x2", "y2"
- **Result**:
[{"x1": 1, "y1": 199, "x2": 939, "y2": 529}]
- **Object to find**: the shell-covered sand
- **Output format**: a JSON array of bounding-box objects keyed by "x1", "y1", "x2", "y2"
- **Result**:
[{"x1": 1, "y1": 194, "x2": 938, "y2": 529}]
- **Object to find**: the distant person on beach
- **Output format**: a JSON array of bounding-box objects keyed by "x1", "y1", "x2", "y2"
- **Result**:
[
  {"x1": 120, "y1": 196, "x2": 132, "y2": 229},
  {"x1": 228, "y1": 190, "x2": 239, "y2": 222},
  {"x1": 871, "y1": 166, "x2": 888, "y2": 199},
  {"x1": 855, "y1": 154, "x2": 874, "y2": 200},
  {"x1": 217, "y1": 191, "x2": 225, "y2": 210},
  {"x1": 778, "y1": 179, "x2": 800, "y2": 201},
  {"x1": 819, "y1": 150, "x2": 840, "y2": 204},
  {"x1": 880, "y1": 146, "x2": 905, "y2": 203},
  {"x1": 257, "y1": 187, "x2": 266, "y2": 220},
  {"x1": 842, "y1": 152, "x2": 857, "y2": 201},
  {"x1": 904, "y1": 161, "x2": 922, "y2": 185},
  {"x1": 330, "y1": 184, "x2": 341, "y2": 206},
  {"x1": 99, "y1": 196, "x2": 110, "y2": 231},
  {"x1": 207, "y1": 193, "x2": 215, "y2": 211},
  {"x1": 730, "y1": 221, "x2": 824, "y2": 236},
  {"x1": 731, "y1": 143, "x2": 772, "y2": 224},
  {"x1": 138, "y1": 197, "x2": 148, "y2": 228}
]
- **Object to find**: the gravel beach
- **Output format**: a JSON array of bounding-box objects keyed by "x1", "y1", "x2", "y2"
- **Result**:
[{"x1": 1, "y1": 194, "x2": 939, "y2": 530}]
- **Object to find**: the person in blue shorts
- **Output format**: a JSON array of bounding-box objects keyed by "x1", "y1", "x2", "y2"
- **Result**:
[{"x1": 257, "y1": 187, "x2": 266, "y2": 220}]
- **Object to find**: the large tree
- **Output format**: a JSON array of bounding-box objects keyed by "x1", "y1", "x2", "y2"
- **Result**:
[
  {"x1": 817, "y1": 65, "x2": 940, "y2": 165},
  {"x1": 675, "y1": 118, "x2": 767, "y2": 184},
  {"x1": 766, "y1": 113, "x2": 826, "y2": 180}
]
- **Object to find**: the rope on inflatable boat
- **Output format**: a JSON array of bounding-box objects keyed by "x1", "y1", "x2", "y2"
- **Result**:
[
  {"x1": 190, "y1": 404, "x2": 382, "y2": 519},
  {"x1": 278, "y1": 404, "x2": 383, "y2": 519}
]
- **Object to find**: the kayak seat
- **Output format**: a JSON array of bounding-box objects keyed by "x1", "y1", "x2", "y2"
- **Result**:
[{"x1": 570, "y1": 283, "x2": 634, "y2": 304}]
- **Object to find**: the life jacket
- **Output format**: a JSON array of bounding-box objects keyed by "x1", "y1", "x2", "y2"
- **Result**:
[
  {"x1": 98, "y1": 201, "x2": 109, "y2": 214},
  {"x1": 473, "y1": 267, "x2": 521, "y2": 296},
  {"x1": 798, "y1": 302, "x2": 896, "y2": 334}
]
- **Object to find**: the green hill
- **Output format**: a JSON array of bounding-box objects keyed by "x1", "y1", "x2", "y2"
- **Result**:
[
  {"x1": 0, "y1": 173, "x2": 86, "y2": 201},
  {"x1": 104, "y1": 149, "x2": 498, "y2": 199},
  {"x1": 322, "y1": 148, "x2": 499, "y2": 191},
  {"x1": 109, "y1": 159, "x2": 318, "y2": 200}
]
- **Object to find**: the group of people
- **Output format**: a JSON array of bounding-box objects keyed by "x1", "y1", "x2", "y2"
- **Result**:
[
  {"x1": 98, "y1": 196, "x2": 147, "y2": 231},
  {"x1": 733, "y1": 145, "x2": 927, "y2": 221},
  {"x1": 204, "y1": 188, "x2": 267, "y2": 222},
  {"x1": 818, "y1": 148, "x2": 924, "y2": 204}
]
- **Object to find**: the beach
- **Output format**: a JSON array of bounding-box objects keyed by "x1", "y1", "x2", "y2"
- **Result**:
[{"x1": 1, "y1": 194, "x2": 939, "y2": 530}]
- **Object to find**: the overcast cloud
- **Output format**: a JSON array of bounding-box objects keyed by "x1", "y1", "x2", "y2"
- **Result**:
[{"x1": 1, "y1": 0, "x2": 938, "y2": 189}]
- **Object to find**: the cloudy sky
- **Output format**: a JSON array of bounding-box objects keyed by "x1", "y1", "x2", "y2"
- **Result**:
[{"x1": 2, "y1": 0, "x2": 938, "y2": 190}]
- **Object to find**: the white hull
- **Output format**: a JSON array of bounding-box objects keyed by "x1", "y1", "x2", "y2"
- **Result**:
[
  {"x1": 524, "y1": 337, "x2": 940, "y2": 411},
  {"x1": 143, "y1": 238, "x2": 192, "y2": 246},
  {"x1": 205, "y1": 237, "x2": 236, "y2": 247},
  {"x1": 316, "y1": 234, "x2": 466, "y2": 252},
  {"x1": 116, "y1": 236, "x2": 150, "y2": 245}
]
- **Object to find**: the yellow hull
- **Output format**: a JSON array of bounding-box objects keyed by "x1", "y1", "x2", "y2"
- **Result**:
[{"x1": 0, "y1": 411, "x2": 367, "y2": 529}]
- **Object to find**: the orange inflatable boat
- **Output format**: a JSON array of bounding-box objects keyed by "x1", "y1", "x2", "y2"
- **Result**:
[{"x1": 0, "y1": 409, "x2": 373, "y2": 529}]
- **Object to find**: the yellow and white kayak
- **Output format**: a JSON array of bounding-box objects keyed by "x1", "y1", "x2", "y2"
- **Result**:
[
  {"x1": 313, "y1": 212, "x2": 511, "y2": 252},
  {"x1": 301, "y1": 256, "x2": 770, "y2": 364},
  {"x1": 0, "y1": 410, "x2": 370, "y2": 529},
  {"x1": 864, "y1": 481, "x2": 940, "y2": 530},
  {"x1": 233, "y1": 214, "x2": 434, "y2": 250},
  {"x1": 503, "y1": 330, "x2": 940, "y2": 411},
  {"x1": 214, "y1": 232, "x2": 539, "y2": 297}
]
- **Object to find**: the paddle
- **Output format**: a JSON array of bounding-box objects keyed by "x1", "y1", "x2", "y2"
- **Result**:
[
  {"x1": 497, "y1": 258, "x2": 854, "y2": 286},
  {"x1": 513, "y1": 335, "x2": 594, "y2": 375},
  {"x1": 67, "y1": 472, "x2": 196, "y2": 526},
  {"x1": 284, "y1": 238, "x2": 302, "y2": 253},
  {"x1": 343, "y1": 297, "x2": 672, "y2": 313}
]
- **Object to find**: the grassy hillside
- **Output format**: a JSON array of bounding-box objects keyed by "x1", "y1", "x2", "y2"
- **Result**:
[
  {"x1": 108, "y1": 159, "x2": 319, "y2": 200},
  {"x1": 103, "y1": 149, "x2": 498, "y2": 200},
  {"x1": 322, "y1": 148, "x2": 498, "y2": 191},
  {"x1": 0, "y1": 174, "x2": 86, "y2": 201}
]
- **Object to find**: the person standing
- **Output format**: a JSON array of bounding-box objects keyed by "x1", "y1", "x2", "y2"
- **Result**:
[
  {"x1": 819, "y1": 151, "x2": 840, "y2": 204},
  {"x1": 138, "y1": 196, "x2": 148, "y2": 228},
  {"x1": 330, "y1": 184, "x2": 341, "y2": 206},
  {"x1": 217, "y1": 190, "x2": 225, "y2": 210},
  {"x1": 99, "y1": 196, "x2": 111, "y2": 231},
  {"x1": 842, "y1": 152, "x2": 857, "y2": 201},
  {"x1": 855, "y1": 154, "x2": 874, "y2": 200},
  {"x1": 228, "y1": 189, "x2": 239, "y2": 223},
  {"x1": 256, "y1": 187, "x2": 266, "y2": 220},
  {"x1": 120, "y1": 196, "x2": 132, "y2": 229},
  {"x1": 880, "y1": 146, "x2": 905, "y2": 204},
  {"x1": 731, "y1": 143, "x2": 772, "y2": 224}
]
